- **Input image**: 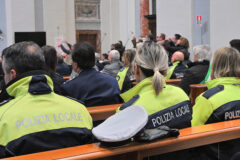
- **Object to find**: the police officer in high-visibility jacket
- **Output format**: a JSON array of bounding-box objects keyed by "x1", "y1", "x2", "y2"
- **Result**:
[
  {"x1": 0, "y1": 42, "x2": 93, "y2": 158},
  {"x1": 116, "y1": 49, "x2": 135, "y2": 93},
  {"x1": 165, "y1": 51, "x2": 188, "y2": 80},
  {"x1": 192, "y1": 47, "x2": 240, "y2": 160},
  {"x1": 116, "y1": 41, "x2": 192, "y2": 160},
  {"x1": 117, "y1": 42, "x2": 192, "y2": 129}
]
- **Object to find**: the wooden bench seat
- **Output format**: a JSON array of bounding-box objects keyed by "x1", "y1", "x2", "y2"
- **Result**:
[
  {"x1": 5, "y1": 119, "x2": 240, "y2": 160},
  {"x1": 87, "y1": 104, "x2": 121, "y2": 121}
]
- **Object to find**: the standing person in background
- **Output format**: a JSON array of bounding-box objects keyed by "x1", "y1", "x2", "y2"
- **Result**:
[
  {"x1": 156, "y1": 33, "x2": 166, "y2": 45},
  {"x1": 192, "y1": 47, "x2": 240, "y2": 160},
  {"x1": 42, "y1": 45, "x2": 65, "y2": 94},
  {"x1": 61, "y1": 42, "x2": 121, "y2": 107},
  {"x1": 0, "y1": 41, "x2": 93, "y2": 158},
  {"x1": 116, "y1": 49, "x2": 136, "y2": 93},
  {"x1": 230, "y1": 39, "x2": 240, "y2": 52},
  {"x1": 179, "y1": 45, "x2": 211, "y2": 95},
  {"x1": 176, "y1": 37, "x2": 191, "y2": 64},
  {"x1": 145, "y1": 33, "x2": 154, "y2": 42},
  {"x1": 164, "y1": 33, "x2": 182, "y2": 60},
  {"x1": 114, "y1": 42, "x2": 125, "y2": 60}
]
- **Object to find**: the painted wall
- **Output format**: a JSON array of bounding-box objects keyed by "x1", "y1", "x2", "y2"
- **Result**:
[
  {"x1": 193, "y1": 0, "x2": 210, "y2": 46},
  {"x1": 101, "y1": 0, "x2": 137, "y2": 53},
  {"x1": 35, "y1": 0, "x2": 44, "y2": 31},
  {"x1": 43, "y1": 0, "x2": 76, "y2": 46},
  {"x1": 210, "y1": 0, "x2": 240, "y2": 52},
  {"x1": 12, "y1": 0, "x2": 35, "y2": 32},
  {"x1": 0, "y1": 0, "x2": 36, "y2": 53},
  {"x1": 0, "y1": 0, "x2": 7, "y2": 54},
  {"x1": 156, "y1": 0, "x2": 193, "y2": 46}
]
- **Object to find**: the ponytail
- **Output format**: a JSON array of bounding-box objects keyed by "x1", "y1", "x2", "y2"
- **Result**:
[
  {"x1": 153, "y1": 68, "x2": 164, "y2": 95},
  {"x1": 135, "y1": 41, "x2": 168, "y2": 95}
]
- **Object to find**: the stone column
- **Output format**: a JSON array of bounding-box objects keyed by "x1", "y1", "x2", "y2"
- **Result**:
[{"x1": 140, "y1": 0, "x2": 149, "y2": 37}]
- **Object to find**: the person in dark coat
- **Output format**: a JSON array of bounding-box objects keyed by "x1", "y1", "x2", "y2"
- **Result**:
[
  {"x1": 230, "y1": 39, "x2": 240, "y2": 52},
  {"x1": 42, "y1": 46, "x2": 65, "y2": 94},
  {"x1": 179, "y1": 45, "x2": 211, "y2": 95},
  {"x1": 101, "y1": 50, "x2": 123, "y2": 78},
  {"x1": 101, "y1": 53, "x2": 110, "y2": 67},
  {"x1": 56, "y1": 55, "x2": 72, "y2": 76},
  {"x1": 165, "y1": 35, "x2": 191, "y2": 63},
  {"x1": 165, "y1": 51, "x2": 188, "y2": 79},
  {"x1": 61, "y1": 42, "x2": 121, "y2": 107}
]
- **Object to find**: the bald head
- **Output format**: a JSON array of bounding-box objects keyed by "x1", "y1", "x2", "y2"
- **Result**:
[{"x1": 171, "y1": 51, "x2": 184, "y2": 63}]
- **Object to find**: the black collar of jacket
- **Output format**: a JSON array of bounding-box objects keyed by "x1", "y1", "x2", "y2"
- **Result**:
[
  {"x1": 188, "y1": 60, "x2": 210, "y2": 68},
  {"x1": 0, "y1": 70, "x2": 50, "y2": 104}
]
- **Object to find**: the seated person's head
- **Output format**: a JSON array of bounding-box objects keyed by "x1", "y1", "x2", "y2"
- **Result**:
[
  {"x1": 157, "y1": 33, "x2": 166, "y2": 42},
  {"x1": 211, "y1": 47, "x2": 240, "y2": 79},
  {"x1": 117, "y1": 40, "x2": 123, "y2": 46},
  {"x1": 171, "y1": 34, "x2": 181, "y2": 43},
  {"x1": 2, "y1": 41, "x2": 45, "y2": 84},
  {"x1": 71, "y1": 41, "x2": 95, "y2": 73},
  {"x1": 229, "y1": 39, "x2": 240, "y2": 52},
  {"x1": 42, "y1": 45, "x2": 57, "y2": 72},
  {"x1": 176, "y1": 37, "x2": 189, "y2": 49},
  {"x1": 101, "y1": 53, "x2": 108, "y2": 61},
  {"x1": 134, "y1": 41, "x2": 168, "y2": 95},
  {"x1": 122, "y1": 49, "x2": 136, "y2": 67},
  {"x1": 108, "y1": 50, "x2": 120, "y2": 62},
  {"x1": 171, "y1": 51, "x2": 184, "y2": 63},
  {"x1": 111, "y1": 44, "x2": 115, "y2": 50},
  {"x1": 145, "y1": 33, "x2": 154, "y2": 41},
  {"x1": 193, "y1": 45, "x2": 211, "y2": 62}
]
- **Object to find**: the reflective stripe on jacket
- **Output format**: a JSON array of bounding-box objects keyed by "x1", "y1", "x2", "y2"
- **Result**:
[
  {"x1": 0, "y1": 71, "x2": 93, "y2": 157},
  {"x1": 117, "y1": 77, "x2": 192, "y2": 129}
]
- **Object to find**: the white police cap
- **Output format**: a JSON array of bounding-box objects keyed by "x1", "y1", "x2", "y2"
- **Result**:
[{"x1": 92, "y1": 105, "x2": 148, "y2": 142}]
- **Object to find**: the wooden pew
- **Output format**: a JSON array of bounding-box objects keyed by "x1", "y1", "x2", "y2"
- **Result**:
[
  {"x1": 166, "y1": 79, "x2": 181, "y2": 86},
  {"x1": 5, "y1": 119, "x2": 240, "y2": 160},
  {"x1": 63, "y1": 76, "x2": 70, "y2": 81},
  {"x1": 87, "y1": 104, "x2": 121, "y2": 121},
  {"x1": 190, "y1": 84, "x2": 208, "y2": 105},
  {"x1": 132, "y1": 81, "x2": 137, "y2": 86}
]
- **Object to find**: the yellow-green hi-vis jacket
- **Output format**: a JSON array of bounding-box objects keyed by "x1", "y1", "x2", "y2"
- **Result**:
[
  {"x1": 117, "y1": 67, "x2": 129, "y2": 91},
  {"x1": 117, "y1": 77, "x2": 192, "y2": 129},
  {"x1": 0, "y1": 71, "x2": 93, "y2": 158},
  {"x1": 191, "y1": 77, "x2": 240, "y2": 160}
]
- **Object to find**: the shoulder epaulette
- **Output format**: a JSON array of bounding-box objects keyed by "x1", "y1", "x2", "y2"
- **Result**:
[
  {"x1": 120, "y1": 95, "x2": 139, "y2": 110},
  {"x1": 203, "y1": 85, "x2": 224, "y2": 99}
]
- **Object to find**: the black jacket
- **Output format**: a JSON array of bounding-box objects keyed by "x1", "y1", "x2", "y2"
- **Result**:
[
  {"x1": 56, "y1": 63, "x2": 72, "y2": 76},
  {"x1": 164, "y1": 40, "x2": 190, "y2": 61},
  {"x1": 179, "y1": 60, "x2": 210, "y2": 95},
  {"x1": 61, "y1": 68, "x2": 122, "y2": 107}
]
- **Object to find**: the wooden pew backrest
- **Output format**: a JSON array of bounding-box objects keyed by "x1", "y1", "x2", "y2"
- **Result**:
[
  {"x1": 5, "y1": 119, "x2": 240, "y2": 160},
  {"x1": 166, "y1": 79, "x2": 181, "y2": 86},
  {"x1": 87, "y1": 104, "x2": 121, "y2": 121},
  {"x1": 190, "y1": 84, "x2": 207, "y2": 105}
]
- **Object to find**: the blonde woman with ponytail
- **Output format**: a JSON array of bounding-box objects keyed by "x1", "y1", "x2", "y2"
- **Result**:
[{"x1": 117, "y1": 41, "x2": 192, "y2": 130}]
